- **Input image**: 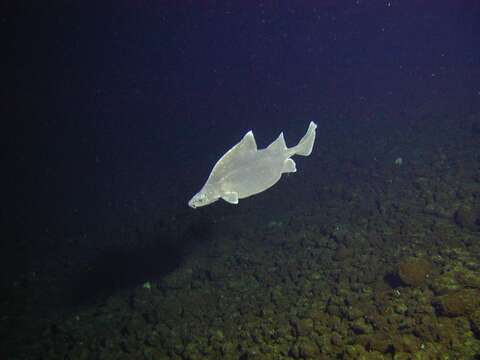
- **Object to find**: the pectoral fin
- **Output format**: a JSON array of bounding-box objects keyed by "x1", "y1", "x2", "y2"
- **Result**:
[
  {"x1": 282, "y1": 158, "x2": 297, "y2": 173},
  {"x1": 222, "y1": 191, "x2": 239, "y2": 204}
]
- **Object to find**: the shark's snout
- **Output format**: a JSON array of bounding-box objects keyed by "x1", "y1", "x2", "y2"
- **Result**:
[
  {"x1": 188, "y1": 192, "x2": 207, "y2": 209},
  {"x1": 188, "y1": 198, "x2": 197, "y2": 209}
]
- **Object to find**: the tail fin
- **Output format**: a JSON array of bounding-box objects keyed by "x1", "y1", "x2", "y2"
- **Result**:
[{"x1": 290, "y1": 121, "x2": 317, "y2": 156}]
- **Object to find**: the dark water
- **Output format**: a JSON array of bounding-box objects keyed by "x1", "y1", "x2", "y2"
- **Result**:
[{"x1": 3, "y1": 2, "x2": 480, "y2": 359}]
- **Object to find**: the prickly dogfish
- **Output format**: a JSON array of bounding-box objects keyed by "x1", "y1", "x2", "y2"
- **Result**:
[{"x1": 188, "y1": 121, "x2": 317, "y2": 208}]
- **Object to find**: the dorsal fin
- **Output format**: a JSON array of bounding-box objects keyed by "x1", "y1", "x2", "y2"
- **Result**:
[
  {"x1": 267, "y1": 132, "x2": 287, "y2": 152},
  {"x1": 217, "y1": 130, "x2": 257, "y2": 164},
  {"x1": 208, "y1": 130, "x2": 257, "y2": 181},
  {"x1": 237, "y1": 130, "x2": 257, "y2": 153}
]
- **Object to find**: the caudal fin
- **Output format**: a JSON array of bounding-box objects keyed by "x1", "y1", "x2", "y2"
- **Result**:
[{"x1": 291, "y1": 121, "x2": 317, "y2": 156}]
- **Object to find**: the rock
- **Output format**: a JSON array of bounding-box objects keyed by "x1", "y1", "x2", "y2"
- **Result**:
[
  {"x1": 291, "y1": 336, "x2": 320, "y2": 359},
  {"x1": 469, "y1": 309, "x2": 480, "y2": 336},
  {"x1": 356, "y1": 334, "x2": 391, "y2": 352},
  {"x1": 334, "y1": 246, "x2": 353, "y2": 261},
  {"x1": 326, "y1": 304, "x2": 341, "y2": 317},
  {"x1": 431, "y1": 270, "x2": 463, "y2": 295},
  {"x1": 455, "y1": 269, "x2": 480, "y2": 288},
  {"x1": 345, "y1": 307, "x2": 363, "y2": 321},
  {"x1": 359, "y1": 269, "x2": 378, "y2": 284},
  {"x1": 351, "y1": 318, "x2": 373, "y2": 334},
  {"x1": 330, "y1": 333, "x2": 343, "y2": 346},
  {"x1": 392, "y1": 334, "x2": 420, "y2": 353},
  {"x1": 454, "y1": 206, "x2": 479, "y2": 231},
  {"x1": 293, "y1": 318, "x2": 314, "y2": 337},
  {"x1": 343, "y1": 344, "x2": 367, "y2": 359},
  {"x1": 299, "y1": 338, "x2": 320, "y2": 358},
  {"x1": 370, "y1": 336, "x2": 392, "y2": 353},
  {"x1": 435, "y1": 289, "x2": 480, "y2": 317},
  {"x1": 397, "y1": 258, "x2": 432, "y2": 287}
]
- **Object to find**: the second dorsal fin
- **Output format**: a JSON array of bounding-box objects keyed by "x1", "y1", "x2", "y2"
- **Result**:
[{"x1": 267, "y1": 132, "x2": 287, "y2": 152}]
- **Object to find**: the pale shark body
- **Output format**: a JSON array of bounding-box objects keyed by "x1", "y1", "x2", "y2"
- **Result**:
[{"x1": 188, "y1": 121, "x2": 317, "y2": 208}]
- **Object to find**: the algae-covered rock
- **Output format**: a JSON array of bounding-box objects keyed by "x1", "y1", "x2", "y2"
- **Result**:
[
  {"x1": 454, "y1": 206, "x2": 479, "y2": 231},
  {"x1": 334, "y1": 245, "x2": 353, "y2": 261},
  {"x1": 183, "y1": 342, "x2": 203, "y2": 360},
  {"x1": 356, "y1": 334, "x2": 391, "y2": 352},
  {"x1": 291, "y1": 336, "x2": 320, "y2": 359},
  {"x1": 455, "y1": 268, "x2": 480, "y2": 288},
  {"x1": 392, "y1": 334, "x2": 419, "y2": 354},
  {"x1": 330, "y1": 333, "x2": 343, "y2": 347},
  {"x1": 397, "y1": 258, "x2": 432, "y2": 287},
  {"x1": 292, "y1": 318, "x2": 314, "y2": 337},
  {"x1": 393, "y1": 352, "x2": 411, "y2": 360},
  {"x1": 345, "y1": 306, "x2": 364, "y2": 321},
  {"x1": 270, "y1": 286, "x2": 289, "y2": 308},
  {"x1": 469, "y1": 308, "x2": 480, "y2": 336},
  {"x1": 298, "y1": 338, "x2": 320, "y2": 359},
  {"x1": 343, "y1": 344, "x2": 367, "y2": 359},
  {"x1": 431, "y1": 269, "x2": 463, "y2": 295},
  {"x1": 435, "y1": 289, "x2": 480, "y2": 317},
  {"x1": 350, "y1": 318, "x2": 373, "y2": 334}
]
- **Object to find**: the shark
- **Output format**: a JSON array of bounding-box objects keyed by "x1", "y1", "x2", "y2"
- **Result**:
[{"x1": 188, "y1": 121, "x2": 317, "y2": 208}]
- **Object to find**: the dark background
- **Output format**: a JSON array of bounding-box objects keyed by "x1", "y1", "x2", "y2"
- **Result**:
[{"x1": 2, "y1": 1, "x2": 480, "y2": 279}]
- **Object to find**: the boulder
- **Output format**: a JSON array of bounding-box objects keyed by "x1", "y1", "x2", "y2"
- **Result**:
[
  {"x1": 397, "y1": 258, "x2": 432, "y2": 287},
  {"x1": 435, "y1": 289, "x2": 479, "y2": 317}
]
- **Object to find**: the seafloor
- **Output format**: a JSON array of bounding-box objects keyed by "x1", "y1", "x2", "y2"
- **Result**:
[{"x1": 3, "y1": 113, "x2": 480, "y2": 359}]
